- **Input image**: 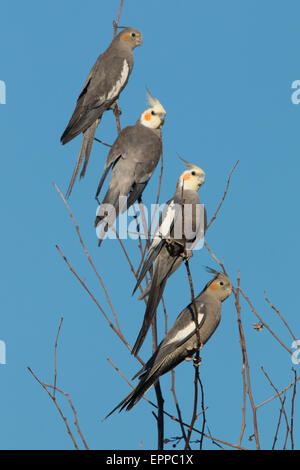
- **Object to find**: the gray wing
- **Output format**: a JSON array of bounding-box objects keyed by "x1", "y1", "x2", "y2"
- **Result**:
[
  {"x1": 95, "y1": 126, "x2": 161, "y2": 234},
  {"x1": 156, "y1": 301, "x2": 206, "y2": 359},
  {"x1": 132, "y1": 197, "x2": 175, "y2": 295},
  {"x1": 171, "y1": 190, "x2": 202, "y2": 244},
  {"x1": 61, "y1": 54, "x2": 132, "y2": 144},
  {"x1": 95, "y1": 125, "x2": 134, "y2": 198},
  {"x1": 104, "y1": 124, "x2": 161, "y2": 208},
  {"x1": 131, "y1": 248, "x2": 183, "y2": 356},
  {"x1": 133, "y1": 300, "x2": 207, "y2": 382},
  {"x1": 105, "y1": 302, "x2": 207, "y2": 417}
]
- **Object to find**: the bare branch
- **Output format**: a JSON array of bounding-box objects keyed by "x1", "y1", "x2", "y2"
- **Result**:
[
  {"x1": 28, "y1": 319, "x2": 89, "y2": 450},
  {"x1": 239, "y1": 287, "x2": 292, "y2": 356},
  {"x1": 256, "y1": 375, "x2": 300, "y2": 409},
  {"x1": 272, "y1": 395, "x2": 286, "y2": 450},
  {"x1": 28, "y1": 366, "x2": 80, "y2": 450},
  {"x1": 264, "y1": 292, "x2": 297, "y2": 342},
  {"x1": 205, "y1": 159, "x2": 239, "y2": 232},
  {"x1": 53, "y1": 317, "x2": 64, "y2": 399},
  {"x1": 290, "y1": 368, "x2": 297, "y2": 450},
  {"x1": 53, "y1": 182, "x2": 121, "y2": 333},
  {"x1": 261, "y1": 366, "x2": 290, "y2": 449},
  {"x1": 107, "y1": 357, "x2": 248, "y2": 450},
  {"x1": 184, "y1": 259, "x2": 202, "y2": 450},
  {"x1": 234, "y1": 273, "x2": 260, "y2": 449},
  {"x1": 113, "y1": 0, "x2": 124, "y2": 37},
  {"x1": 55, "y1": 244, "x2": 144, "y2": 366}
]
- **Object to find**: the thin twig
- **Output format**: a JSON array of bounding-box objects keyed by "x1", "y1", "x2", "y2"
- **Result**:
[
  {"x1": 256, "y1": 375, "x2": 300, "y2": 409},
  {"x1": 197, "y1": 376, "x2": 206, "y2": 450},
  {"x1": 53, "y1": 318, "x2": 64, "y2": 399},
  {"x1": 151, "y1": 294, "x2": 164, "y2": 450},
  {"x1": 110, "y1": 225, "x2": 148, "y2": 303},
  {"x1": 28, "y1": 366, "x2": 80, "y2": 450},
  {"x1": 239, "y1": 287, "x2": 292, "y2": 356},
  {"x1": 234, "y1": 273, "x2": 260, "y2": 449},
  {"x1": 205, "y1": 160, "x2": 239, "y2": 232},
  {"x1": 264, "y1": 292, "x2": 297, "y2": 342},
  {"x1": 171, "y1": 370, "x2": 189, "y2": 448},
  {"x1": 56, "y1": 244, "x2": 144, "y2": 366},
  {"x1": 234, "y1": 277, "x2": 247, "y2": 447},
  {"x1": 184, "y1": 259, "x2": 202, "y2": 450},
  {"x1": 144, "y1": 140, "x2": 164, "y2": 251},
  {"x1": 261, "y1": 366, "x2": 289, "y2": 449},
  {"x1": 107, "y1": 357, "x2": 247, "y2": 450},
  {"x1": 45, "y1": 383, "x2": 89, "y2": 450},
  {"x1": 113, "y1": 0, "x2": 124, "y2": 37},
  {"x1": 94, "y1": 137, "x2": 112, "y2": 148},
  {"x1": 290, "y1": 368, "x2": 297, "y2": 450},
  {"x1": 53, "y1": 182, "x2": 121, "y2": 333},
  {"x1": 204, "y1": 241, "x2": 227, "y2": 275},
  {"x1": 272, "y1": 395, "x2": 286, "y2": 450},
  {"x1": 28, "y1": 319, "x2": 89, "y2": 450},
  {"x1": 113, "y1": 107, "x2": 122, "y2": 135}
]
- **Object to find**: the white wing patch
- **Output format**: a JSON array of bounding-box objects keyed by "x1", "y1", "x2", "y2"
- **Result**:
[
  {"x1": 150, "y1": 200, "x2": 175, "y2": 251},
  {"x1": 106, "y1": 59, "x2": 129, "y2": 101},
  {"x1": 168, "y1": 308, "x2": 205, "y2": 345}
]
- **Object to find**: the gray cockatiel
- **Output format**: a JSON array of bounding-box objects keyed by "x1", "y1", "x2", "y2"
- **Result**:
[
  {"x1": 131, "y1": 159, "x2": 206, "y2": 356},
  {"x1": 105, "y1": 269, "x2": 232, "y2": 417},
  {"x1": 94, "y1": 92, "x2": 166, "y2": 244},
  {"x1": 61, "y1": 27, "x2": 143, "y2": 198}
]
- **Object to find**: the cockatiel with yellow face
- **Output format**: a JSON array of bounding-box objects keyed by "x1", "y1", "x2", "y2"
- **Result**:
[
  {"x1": 94, "y1": 91, "x2": 166, "y2": 244},
  {"x1": 61, "y1": 27, "x2": 143, "y2": 198},
  {"x1": 131, "y1": 158, "x2": 206, "y2": 356},
  {"x1": 106, "y1": 269, "x2": 232, "y2": 416}
]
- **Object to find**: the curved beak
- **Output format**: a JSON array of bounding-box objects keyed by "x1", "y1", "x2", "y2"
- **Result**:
[{"x1": 198, "y1": 172, "x2": 206, "y2": 187}]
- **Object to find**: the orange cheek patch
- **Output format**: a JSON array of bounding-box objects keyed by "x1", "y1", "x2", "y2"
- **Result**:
[
  {"x1": 122, "y1": 33, "x2": 131, "y2": 41},
  {"x1": 209, "y1": 282, "x2": 219, "y2": 290},
  {"x1": 183, "y1": 172, "x2": 191, "y2": 181},
  {"x1": 144, "y1": 112, "x2": 151, "y2": 121}
]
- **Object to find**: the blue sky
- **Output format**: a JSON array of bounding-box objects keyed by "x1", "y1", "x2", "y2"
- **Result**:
[{"x1": 0, "y1": 0, "x2": 300, "y2": 450}]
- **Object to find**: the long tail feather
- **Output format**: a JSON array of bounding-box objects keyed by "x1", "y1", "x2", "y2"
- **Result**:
[
  {"x1": 132, "y1": 271, "x2": 165, "y2": 356},
  {"x1": 95, "y1": 166, "x2": 110, "y2": 199},
  {"x1": 125, "y1": 182, "x2": 147, "y2": 212},
  {"x1": 66, "y1": 119, "x2": 100, "y2": 198},
  {"x1": 79, "y1": 119, "x2": 100, "y2": 179},
  {"x1": 104, "y1": 374, "x2": 155, "y2": 419},
  {"x1": 132, "y1": 240, "x2": 164, "y2": 296}
]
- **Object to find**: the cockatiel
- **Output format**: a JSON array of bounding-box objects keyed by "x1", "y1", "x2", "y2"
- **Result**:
[
  {"x1": 131, "y1": 158, "x2": 206, "y2": 356},
  {"x1": 60, "y1": 27, "x2": 143, "y2": 198},
  {"x1": 105, "y1": 269, "x2": 232, "y2": 417},
  {"x1": 94, "y1": 92, "x2": 166, "y2": 244}
]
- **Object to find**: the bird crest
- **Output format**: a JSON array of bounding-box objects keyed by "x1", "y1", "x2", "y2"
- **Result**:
[
  {"x1": 146, "y1": 88, "x2": 166, "y2": 115},
  {"x1": 205, "y1": 266, "x2": 222, "y2": 276},
  {"x1": 178, "y1": 155, "x2": 205, "y2": 174}
]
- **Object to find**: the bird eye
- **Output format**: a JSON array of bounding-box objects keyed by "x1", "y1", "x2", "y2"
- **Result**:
[
  {"x1": 191, "y1": 171, "x2": 196, "y2": 176},
  {"x1": 151, "y1": 110, "x2": 156, "y2": 116},
  {"x1": 131, "y1": 32, "x2": 136, "y2": 38},
  {"x1": 220, "y1": 281, "x2": 224, "y2": 286}
]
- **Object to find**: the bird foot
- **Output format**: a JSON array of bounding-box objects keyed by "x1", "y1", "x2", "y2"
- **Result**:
[
  {"x1": 193, "y1": 356, "x2": 202, "y2": 367},
  {"x1": 183, "y1": 249, "x2": 193, "y2": 260},
  {"x1": 110, "y1": 100, "x2": 122, "y2": 115}
]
